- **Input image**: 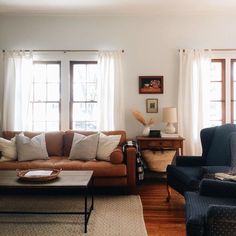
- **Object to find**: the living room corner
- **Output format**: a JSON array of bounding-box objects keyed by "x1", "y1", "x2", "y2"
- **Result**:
[{"x1": 1, "y1": 1, "x2": 236, "y2": 236}]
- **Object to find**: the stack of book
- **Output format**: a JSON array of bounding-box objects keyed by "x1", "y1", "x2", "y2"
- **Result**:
[{"x1": 160, "y1": 132, "x2": 180, "y2": 138}]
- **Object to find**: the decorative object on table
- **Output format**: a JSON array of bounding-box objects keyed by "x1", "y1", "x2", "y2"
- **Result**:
[
  {"x1": 139, "y1": 76, "x2": 163, "y2": 94},
  {"x1": 160, "y1": 131, "x2": 179, "y2": 138},
  {"x1": 162, "y1": 107, "x2": 177, "y2": 134},
  {"x1": 131, "y1": 109, "x2": 155, "y2": 136},
  {"x1": 149, "y1": 130, "x2": 161, "y2": 137},
  {"x1": 17, "y1": 168, "x2": 61, "y2": 182},
  {"x1": 146, "y1": 99, "x2": 158, "y2": 113}
]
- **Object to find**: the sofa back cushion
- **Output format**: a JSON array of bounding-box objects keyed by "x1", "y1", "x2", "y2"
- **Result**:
[
  {"x1": 2, "y1": 131, "x2": 64, "y2": 156},
  {"x1": 64, "y1": 130, "x2": 126, "y2": 156}
]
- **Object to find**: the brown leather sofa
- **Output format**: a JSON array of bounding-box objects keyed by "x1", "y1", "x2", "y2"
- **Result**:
[{"x1": 0, "y1": 130, "x2": 136, "y2": 191}]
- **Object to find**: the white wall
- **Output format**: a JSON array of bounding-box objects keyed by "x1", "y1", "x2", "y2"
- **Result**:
[{"x1": 0, "y1": 14, "x2": 236, "y2": 138}]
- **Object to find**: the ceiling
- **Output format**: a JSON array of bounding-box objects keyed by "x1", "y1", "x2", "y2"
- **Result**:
[{"x1": 1, "y1": 0, "x2": 236, "y2": 16}]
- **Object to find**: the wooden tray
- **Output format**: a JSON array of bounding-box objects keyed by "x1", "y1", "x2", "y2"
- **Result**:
[{"x1": 16, "y1": 169, "x2": 61, "y2": 182}]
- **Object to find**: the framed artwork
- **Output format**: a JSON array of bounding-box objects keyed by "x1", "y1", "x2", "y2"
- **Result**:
[
  {"x1": 146, "y1": 99, "x2": 158, "y2": 113},
  {"x1": 139, "y1": 76, "x2": 163, "y2": 94}
]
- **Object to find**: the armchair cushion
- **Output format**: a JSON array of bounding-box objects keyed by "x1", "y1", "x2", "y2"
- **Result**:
[
  {"x1": 200, "y1": 179, "x2": 236, "y2": 198},
  {"x1": 167, "y1": 165, "x2": 202, "y2": 188},
  {"x1": 206, "y1": 205, "x2": 236, "y2": 236},
  {"x1": 185, "y1": 192, "x2": 236, "y2": 236}
]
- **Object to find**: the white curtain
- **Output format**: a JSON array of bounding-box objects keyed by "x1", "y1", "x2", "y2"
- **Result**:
[
  {"x1": 98, "y1": 51, "x2": 125, "y2": 131},
  {"x1": 178, "y1": 49, "x2": 211, "y2": 155},
  {"x1": 2, "y1": 51, "x2": 33, "y2": 131}
]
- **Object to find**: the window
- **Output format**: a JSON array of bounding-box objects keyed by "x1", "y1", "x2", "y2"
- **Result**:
[
  {"x1": 232, "y1": 59, "x2": 236, "y2": 123},
  {"x1": 209, "y1": 59, "x2": 225, "y2": 126},
  {"x1": 29, "y1": 61, "x2": 61, "y2": 131},
  {"x1": 70, "y1": 61, "x2": 99, "y2": 131}
]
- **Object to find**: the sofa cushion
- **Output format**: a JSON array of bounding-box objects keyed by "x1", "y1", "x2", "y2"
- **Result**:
[
  {"x1": 16, "y1": 133, "x2": 49, "y2": 162},
  {"x1": 69, "y1": 133, "x2": 99, "y2": 161},
  {"x1": 2, "y1": 131, "x2": 64, "y2": 156},
  {"x1": 0, "y1": 137, "x2": 17, "y2": 161},
  {"x1": 96, "y1": 133, "x2": 121, "y2": 161},
  {"x1": 63, "y1": 130, "x2": 126, "y2": 156},
  {"x1": 110, "y1": 147, "x2": 124, "y2": 164}
]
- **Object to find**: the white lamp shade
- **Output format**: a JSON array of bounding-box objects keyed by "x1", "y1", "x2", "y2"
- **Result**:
[{"x1": 162, "y1": 107, "x2": 177, "y2": 123}]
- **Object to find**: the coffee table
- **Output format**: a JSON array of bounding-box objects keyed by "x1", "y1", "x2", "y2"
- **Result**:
[{"x1": 0, "y1": 170, "x2": 94, "y2": 233}]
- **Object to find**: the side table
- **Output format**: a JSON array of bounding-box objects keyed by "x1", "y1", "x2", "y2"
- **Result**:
[{"x1": 136, "y1": 136, "x2": 184, "y2": 155}]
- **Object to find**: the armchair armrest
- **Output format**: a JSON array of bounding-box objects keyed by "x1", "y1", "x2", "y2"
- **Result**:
[
  {"x1": 206, "y1": 205, "x2": 236, "y2": 236},
  {"x1": 200, "y1": 179, "x2": 236, "y2": 198},
  {"x1": 176, "y1": 156, "x2": 204, "y2": 166},
  {"x1": 123, "y1": 146, "x2": 136, "y2": 191}
]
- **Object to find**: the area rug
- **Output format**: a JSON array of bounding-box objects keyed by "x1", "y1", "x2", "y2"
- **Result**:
[{"x1": 0, "y1": 194, "x2": 147, "y2": 236}]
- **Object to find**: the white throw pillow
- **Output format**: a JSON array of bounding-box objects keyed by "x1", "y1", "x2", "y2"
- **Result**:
[
  {"x1": 16, "y1": 133, "x2": 49, "y2": 162},
  {"x1": 96, "y1": 133, "x2": 121, "y2": 161},
  {"x1": 69, "y1": 133, "x2": 99, "y2": 161},
  {"x1": 0, "y1": 137, "x2": 17, "y2": 161}
]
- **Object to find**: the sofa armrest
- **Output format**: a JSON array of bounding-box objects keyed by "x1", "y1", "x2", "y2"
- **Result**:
[
  {"x1": 176, "y1": 156, "x2": 204, "y2": 166},
  {"x1": 206, "y1": 205, "x2": 236, "y2": 236},
  {"x1": 200, "y1": 179, "x2": 236, "y2": 198},
  {"x1": 124, "y1": 146, "x2": 136, "y2": 191}
]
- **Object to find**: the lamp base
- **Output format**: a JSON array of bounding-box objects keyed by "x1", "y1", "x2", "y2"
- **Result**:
[{"x1": 164, "y1": 123, "x2": 176, "y2": 134}]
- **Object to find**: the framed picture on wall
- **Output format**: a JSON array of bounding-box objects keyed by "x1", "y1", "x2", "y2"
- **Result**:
[
  {"x1": 139, "y1": 76, "x2": 163, "y2": 94},
  {"x1": 146, "y1": 99, "x2": 158, "y2": 113}
]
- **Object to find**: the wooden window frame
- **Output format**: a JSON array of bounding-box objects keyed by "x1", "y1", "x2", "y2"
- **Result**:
[
  {"x1": 231, "y1": 59, "x2": 236, "y2": 123},
  {"x1": 69, "y1": 61, "x2": 98, "y2": 130},
  {"x1": 210, "y1": 59, "x2": 226, "y2": 125}
]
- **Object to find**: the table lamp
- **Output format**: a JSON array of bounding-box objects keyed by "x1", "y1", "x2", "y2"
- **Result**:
[{"x1": 162, "y1": 107, "x2": 177, "y2": 134}]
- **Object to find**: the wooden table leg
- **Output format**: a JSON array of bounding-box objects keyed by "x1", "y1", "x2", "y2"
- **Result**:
[{"x1": 166, "y1": 184, "x2": 171, "y2": 202}]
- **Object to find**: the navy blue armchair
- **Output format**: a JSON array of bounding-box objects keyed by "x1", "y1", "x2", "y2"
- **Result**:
[
  {"x1": 166, "y1": 124, "x2": 236, "y2": 201},
  {"x1": 185, "y1": 179, "x2": 236, "y2": 236}
]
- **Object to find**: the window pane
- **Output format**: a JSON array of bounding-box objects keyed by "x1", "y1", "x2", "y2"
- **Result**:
[
  {"x1": 73, "y1": 83, "x2": 87, "y2": 101},
  {"x1": 73, "y1": 103, "x2": 98, "y2": 124},
  {"x1": 209, "y1": 120, "x2": 223, "y2": 127},
  {"x1": 72, "y1": 121, "x2": 96, "y2": 131},
  {"x1": 46, "y1": 122, "x2": 59, "y2": 131},
  {"x1": 210, "y1": 102, "x2": 222, "y2": 120},
  {"x1": 33, "y1": 122, "x2": 45, "y2": 131},
  {"x1": 34, "y1": 83, "x2": 46, "y2": 101},
  {"x1": 87, "y1": 83, "x2": 97, "y2": 101},
  {"x1": 210, "y1": 62, "x2": 222, "y2": 81},
  {"x1": 33, "y1": 103, "x2": 46, "y2": 121},
  {"x1": 47, "y1": 83, "x2": 60, "y2": 101},
  {"x1": 210, "y1": 82, "x2": 222, "y2": 100},
  {"x1": 87, "y1": 64, "x2": 98, "y2": 82},
  {"x1": 73, "y1": 64, "x2": 86, "y2": 83},
  {"x1": 46, "y1": 103, "x2": 59, "y2": 121},
  {"x1": 34, "y1": 64, "x2": 46, "y2": 83},
  {"x1": 47, "y1": 64, "x2": 60, "y2": 83}
]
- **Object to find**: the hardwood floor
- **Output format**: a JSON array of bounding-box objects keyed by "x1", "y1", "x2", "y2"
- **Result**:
[{"x1": 138, "y1": 179, "x2": 186, "y2": 236}]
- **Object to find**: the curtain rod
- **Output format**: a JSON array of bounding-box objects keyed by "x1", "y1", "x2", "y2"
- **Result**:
[
  {"x1": 2, "y1": 49, "x2": 125, "y2": 53},
  {"x1": 180, "y1": 49, "x2": 236, "y2": 52}
]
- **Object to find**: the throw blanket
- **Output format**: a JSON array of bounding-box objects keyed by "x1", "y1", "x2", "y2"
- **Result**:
[{"x1": 123, "y1": 141, "x2": 144, "y2": 182}]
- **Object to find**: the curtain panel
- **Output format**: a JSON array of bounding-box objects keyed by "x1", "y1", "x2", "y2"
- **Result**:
[
  {"x1": 2, "y1": 51, "x2": 33, "y2": 131},
  {"x1": 178, "y1": 49, "x2": 211, "y2": 155},
  {"x1": 98, "y1": 51, "x2": 125, "y2": 131}
]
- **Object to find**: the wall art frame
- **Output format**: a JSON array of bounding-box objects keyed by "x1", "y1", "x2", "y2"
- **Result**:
[
  {"x1": 139, "y1": 76, "x2": 163, "y2": 94},
  {"x1": 146, "y1": 98, "x2": 158, "y2": 113}
]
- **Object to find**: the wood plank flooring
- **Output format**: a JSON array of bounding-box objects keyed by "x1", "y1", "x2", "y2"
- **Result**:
[{"x1": 138, "y1": 179, "x2": 186, "y2": 236}]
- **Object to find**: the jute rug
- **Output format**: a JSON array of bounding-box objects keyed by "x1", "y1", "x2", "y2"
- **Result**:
[{"x1": 0, "y1": 194, "x2": 147, "y2": 236}]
